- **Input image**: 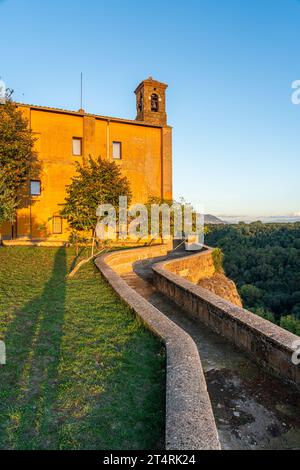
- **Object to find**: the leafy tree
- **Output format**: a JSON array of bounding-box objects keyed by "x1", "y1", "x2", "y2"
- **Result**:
[
  {"x1": 61, "y1": 156, "x2": 132, "y2": 277},
  {"x1": 61, "y1": 156, "x2": 132, "y2": 234},
  {"x1": 240, "y1": 284, "x2": 263, "y2": 307},
  {"x1": 0, "y1": 94, "x2": 37, "y2": 226},
  {"x1": 0, "y1": 180, "x2": 17, "y2": 224},
  {"x1": 280, "y1": 315, "x2": 300, "y2": 336}
]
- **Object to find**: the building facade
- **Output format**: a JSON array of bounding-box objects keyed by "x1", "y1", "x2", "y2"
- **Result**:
[{"x1": 1, "y1": 77, "x2": 172, "y2": 242}]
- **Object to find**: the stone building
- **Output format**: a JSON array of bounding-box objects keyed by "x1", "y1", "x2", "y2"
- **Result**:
[{"x1": 1, "y1": 77, "x2": 172, "y2": 242}]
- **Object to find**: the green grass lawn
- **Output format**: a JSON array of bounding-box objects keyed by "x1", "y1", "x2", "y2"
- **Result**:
[{"x1": 0, "y1": 246, "x2": 165, "y2": 450}]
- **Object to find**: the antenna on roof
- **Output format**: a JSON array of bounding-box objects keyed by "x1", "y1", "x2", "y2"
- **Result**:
[{"x1": 80, "y1": 72, "x2": 83, "y2": 111}]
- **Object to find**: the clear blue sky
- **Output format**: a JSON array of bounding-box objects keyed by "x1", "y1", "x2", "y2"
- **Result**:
[{"x1": 1, "y1": 0, "x2": 300, "y2": 219}]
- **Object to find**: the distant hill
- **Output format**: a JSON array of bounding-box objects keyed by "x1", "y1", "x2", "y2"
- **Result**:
[{"x1": 204, "y1": 214, "x2": 226, "y2": 225}]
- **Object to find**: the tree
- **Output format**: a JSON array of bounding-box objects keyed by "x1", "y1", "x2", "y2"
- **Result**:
[
  {"x1": 0, "y1": 180, "x2": 17, "y2": 225},
  {"x1": 61, "y1": 156, "x2": 132, "y2": 233},
  {"x1": 61, "y1": 156, "x2": 132, "y2": 277},
  {"x1": 0, "y1": 95, "x2": 37, "y2": 226},
  {"x1": 240, "y1": 284, "x2": 263, "y2": 308},
  {"x1": 280, "y1": 315, "x2": 300, "y2": 336}
]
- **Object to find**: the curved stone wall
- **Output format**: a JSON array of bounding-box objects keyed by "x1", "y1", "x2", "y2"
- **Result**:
[
  {"x1": 152, "y1": 249, "x2": 300, "y2": 388},
  {"x1": 94, "y1": 245, "x2": 220, "y2": 450}
]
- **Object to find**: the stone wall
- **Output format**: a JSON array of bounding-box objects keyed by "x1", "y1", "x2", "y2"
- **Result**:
[
  {"x1": 95, "y1": 245, "x2": 220, "y2": 450},
  {"x1": 163, "y1": 248, "x2": 215, "y2": 283},
  {"x1": 102, "y1": 244, "x2": 168, "y2": 275},
  {"x1": 153, "y1": 250, "x2": 300, "y2": 388}
]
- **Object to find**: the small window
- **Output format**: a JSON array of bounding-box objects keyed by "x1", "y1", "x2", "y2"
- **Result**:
[
  {"x1": 72, "y1": 137, "x2": 82, "y2": 156},
  {"x1": 53, "y1": 216, "x2": 62, "y2": 234},
  {"x1": 30, "y1": 180, "x2": 41, "y2": 196},
  {"x1": 112, "y1": 141, "x2": 122, "y2": 159}
]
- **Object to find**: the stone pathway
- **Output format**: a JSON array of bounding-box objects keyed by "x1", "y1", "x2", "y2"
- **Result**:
[{"x1": 122, "y1": 251, "x2": 300, "y2": 450}]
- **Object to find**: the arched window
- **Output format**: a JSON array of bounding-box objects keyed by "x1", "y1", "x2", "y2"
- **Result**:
[{"x1": 151, "y1": 93, "x2": 159, "y2": 112}]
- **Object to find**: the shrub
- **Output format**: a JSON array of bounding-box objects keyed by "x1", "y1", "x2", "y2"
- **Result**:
[{"x1": 212, "y1": 248, "x2": 224, "y2": 272}]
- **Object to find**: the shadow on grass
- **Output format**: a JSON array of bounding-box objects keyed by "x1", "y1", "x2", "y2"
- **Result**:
[
  {"x1": 68, "y1": 246, "x2": 86, "y2": 274},
  {"x1": 0, "y1": 247, "x2": 66, "y2": 449},
  {"x1": 0, "y1": 247, "x2": 165, "y2": 450},
  {"x1": 70, "y1": 327, "x2": 166, "y2": 451}
]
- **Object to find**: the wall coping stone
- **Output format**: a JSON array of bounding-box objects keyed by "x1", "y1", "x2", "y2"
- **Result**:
[
  {"x1": 154, "y1": 250, "x2": 299, "y2": 353},
  {"x1": 95, "y1": 245, "x2": 221, "y2": 450},
  {"x1": 152, "y1": 249, "x2": 300, "y2": 386}
]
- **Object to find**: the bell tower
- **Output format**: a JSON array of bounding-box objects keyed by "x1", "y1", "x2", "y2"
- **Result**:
[{"x1": 134, "y1": 77, "x2": 168, "y2": 126}]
